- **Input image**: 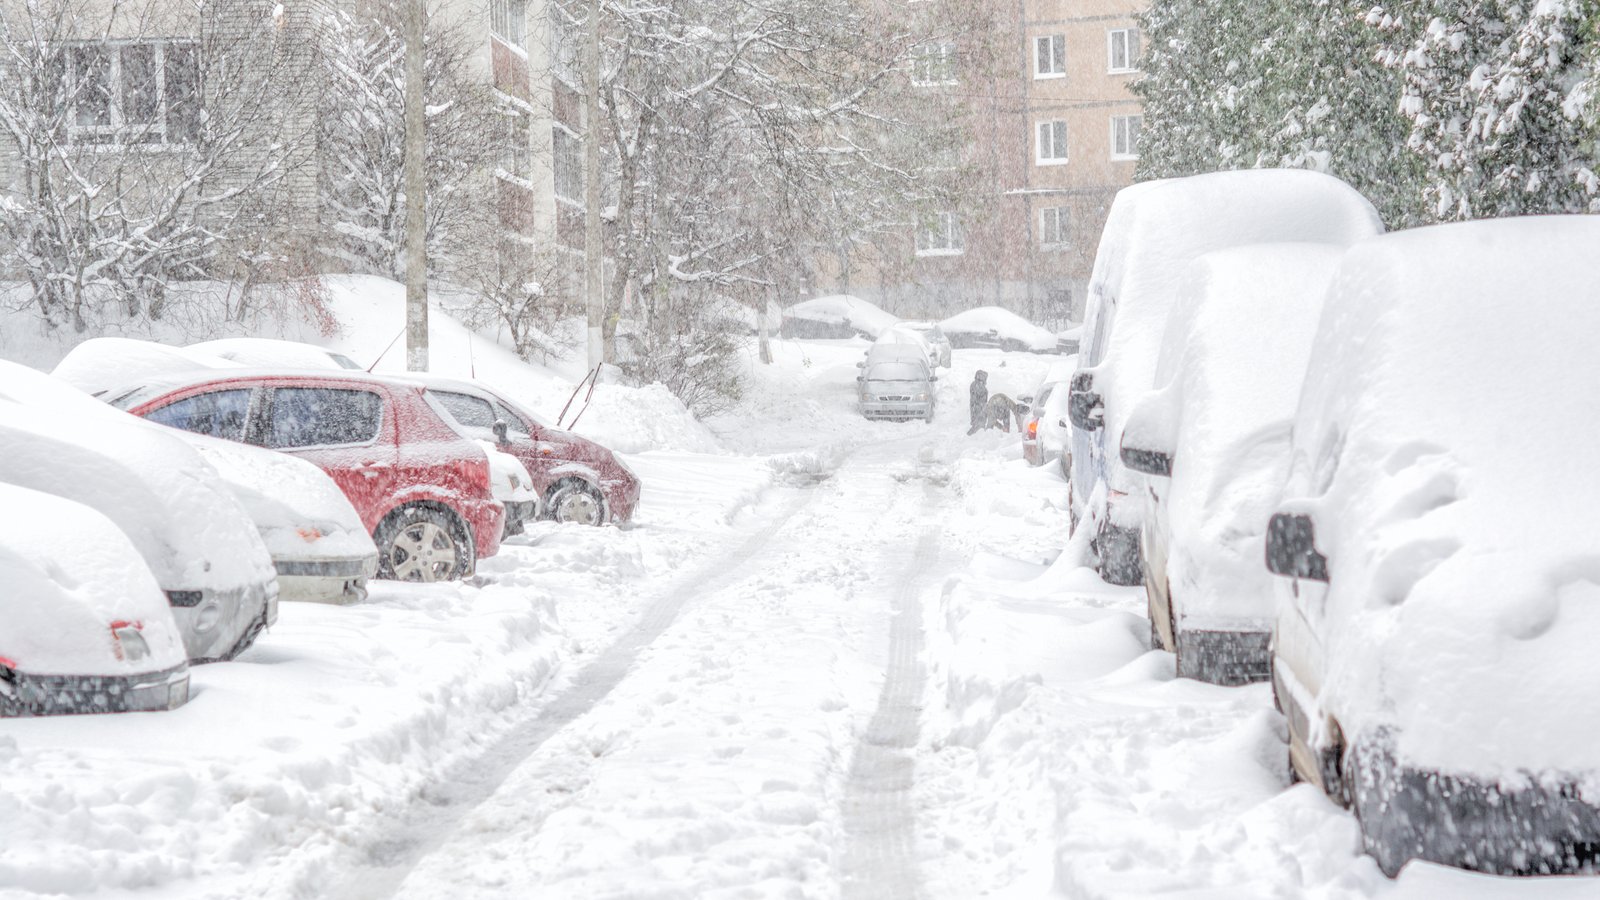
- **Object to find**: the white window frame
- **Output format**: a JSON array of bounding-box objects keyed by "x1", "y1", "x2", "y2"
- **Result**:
[
  {"x1": 491, "y1": 0, "x2": 528, "y2": 51},
  {"x1": 915, "y1": 211, "x2": 964, "y2": 256},
  {"x1": 1036, "y1": 119, "x2": 1068, "y2": 166},
  {"x1": 1034, "y1": 34, "x2": 1065, "y2": 79},
  {"x1": 64, "y1": 39, "x2": 199, "y2": 147},
  {"x1": 1039, "y1": 206, "x2": 1069, "y2": 248},
  {"x1": 910, "y1": 42, "x2": 957, "y2": 87},
  {"x1": 1107, "y1": 27, "x2": 1140, "y2": 73},
  {"x1": 1110, "y1": 114, "x2": 1142, "y2": 160},
  {"x1": 552, "y1": 123, "x2": 583, "y2": 206}
]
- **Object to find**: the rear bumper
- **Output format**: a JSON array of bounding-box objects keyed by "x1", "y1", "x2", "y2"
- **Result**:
[
  {"x1": 459, "y1": 497, "x2": 505, "y2": 560},
  {"x1": 603, "y1": 477, "x2": 640, "y2": 524},
  {"x1": 1023, "y1": 439, "x2": 1042, "y2": 465},
  {"x1": 274, "y1": 553, "x2": 378, "y2": 604},
  {"x1": 168, "y1": 580, "x2": 277, "y2": 663},
  {"x1": 1173, "y1": 628, "x2": 1270, "y2": 686},
  {"x1": 0, "y1": 663, "x2": 190, "y2": 717},
  {"x1": 1351, "y1": 737, "x2": 1600, "y2": 876},
  {"x1": 501, "y1": 499, "x2": 541, "y2": 537}
]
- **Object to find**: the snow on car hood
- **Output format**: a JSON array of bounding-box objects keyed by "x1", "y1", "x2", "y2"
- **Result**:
[
  {"x1": 1280, "y1": 216, "x2": 1600, "y2": 777},
  {"x1": 1133, "y1": 243, "x2": 1342, "y2": 629},
  {"x1": 50, "y1": 337, "x2": 239, "y2": 398},
  {"x1": 1079, "y1": 170, "x2": 1382, "y2": 494},
  {"x1": 176, "y1": 432, "x2": 377, "y2": 563},
  {"x1": 0, "y1": 361, "x2": 277, "y2": 594},
  {"x1": 477, "y1": 441, "x2": 541, "y2": 504},
  {"x1": 0, "y1": 484, "x2": 187, "y2": 677}
]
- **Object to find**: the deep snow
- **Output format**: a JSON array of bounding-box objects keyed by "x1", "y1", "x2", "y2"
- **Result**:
[{"x1": 1, "y1": 280, "x2": 1593, "y2": 899}]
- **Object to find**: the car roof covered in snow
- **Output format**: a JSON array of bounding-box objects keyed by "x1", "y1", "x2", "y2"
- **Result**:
[
  {"x1": 939, "y1": 306, "x2": 1057, "y2": 351},
  {"x1": 1281, "y1": 215, "x2": 1600, "y2": 777},
  {"x1": 52, "y1": 337, "x2": 242, "y2": 398},
  {"x1": 783, "y1": 294, "x2": 900, "y2": 337},
  {"x1": 187, "y1": 338, "x2": 362, "y2": 371},
  {"x1": 103, "y1": 365, "x2": 431, "y2": 410},
  {"x1": 0, "y1": 482, "x2": 187, "y2": 677}
]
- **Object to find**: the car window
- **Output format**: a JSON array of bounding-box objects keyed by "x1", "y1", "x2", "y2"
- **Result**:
[
  {"x1": 432, "y1": 390, "x2": 498, "y2": 429},
  {"x1": 144, "y1": 389, "x2": 252, "y2": 441},
  {"x1": 265, "y1": 387, "x2": 382, "y2": 448},
  {"x1": 493, "y1": 402, "x2": 532, "y2": 436}
]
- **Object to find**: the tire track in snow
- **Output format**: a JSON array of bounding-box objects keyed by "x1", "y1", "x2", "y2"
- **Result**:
[
  {"x1": 841, "y1": 493, "x2": 940, "y2": 900},
  {"x1": 329, "y1": 480, "x2": 826, "y2": 900}
]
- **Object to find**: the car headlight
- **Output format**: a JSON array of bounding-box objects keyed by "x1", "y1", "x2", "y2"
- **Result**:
[{"x1": 914, "y1": 393, "x2": 928, "y2": 401}]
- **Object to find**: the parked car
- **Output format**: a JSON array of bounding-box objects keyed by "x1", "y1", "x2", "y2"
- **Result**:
[
  {"x1": 178, "y1": 433, "x2": 380, "y2": 604},
  {"x1": 1067, "y1": 169, "x2": 1382, "y2": 585},
  {"x1": 0, "y1": 361, "x2": 279, "y2": 663},
  {"x1": 107, "y1": 370, "x2": 505, "y2": 582},
  {"x1": 1, "y1": 483, "x2": 191, "y2": 716},
  {"x1": 780, "y1": 294, "x2": 900, "y2": 339},
  {"x1": 855, "y1": 344, "x2": 937, "y2": 422},
  {"x1": 477, "y1": 440, "x2": 543, "y2": 537},
  {"x1": 874, "y1": 326, "x2": 942, "y2": 372},
  {"x1": 188, "y1": 337, "x2": 363, "y2": 371},
  {"x1": 894, "y1": 322, "x2": 953, "y2": 368},
  {"x1": 940, "y1": 307, "x2": 1058, "y2": 352},
  {"x1": 1264, "y1": 217, "x2": 1600, "y2": 876},
  {"x1": 1022, "y1": 361, "x2": 1075, "y2": 468},
  {"x1": 1118, "y1": 243, "x2": 1343, "y2": 685},
  {"x1": 415, "y1": 376, "x2": 641, "y2": 527},
  {"x1": 52, "y1": 337, "x2": 239, "y2": 397}
]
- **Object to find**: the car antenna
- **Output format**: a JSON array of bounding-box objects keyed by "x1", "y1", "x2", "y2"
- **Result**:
[{"x1": 368, "y1": 327, "x2": 405, "y2": 373}]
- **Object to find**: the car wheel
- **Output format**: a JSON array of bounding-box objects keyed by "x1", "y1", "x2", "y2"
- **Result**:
[
  {"x1": 548, "y1": 480, "x2": 606, "y2": 527},
  {"x1": 375, "y1": 505, "x2": 474, "y2": 582},
  {"x1": 1093, "y1": 522, "x2": 1143, "y2": 586}
]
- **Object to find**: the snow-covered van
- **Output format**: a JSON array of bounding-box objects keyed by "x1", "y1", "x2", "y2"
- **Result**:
[
  {"x1": 1118, "y1": 243, "x2": 1343, "y2": 684},
  {"x1": 0, "y1": 484, "x2": 191, "y2": 716},
  {"x1": 1265, "y1": 216, "x2": 1600, "y2": 876},
  {"x1": 1067, "y1": 169, "x2": 1382, "y2": 584}
]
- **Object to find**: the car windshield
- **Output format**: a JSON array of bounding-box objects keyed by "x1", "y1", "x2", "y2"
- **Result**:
[{"x1": 866, "y1": 363, "x2": 926, "y2": 382}]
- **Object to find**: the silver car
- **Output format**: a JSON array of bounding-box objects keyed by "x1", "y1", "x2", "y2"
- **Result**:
[{"x1": 857, "y1": 357, "x2": 936, "y2": 422}]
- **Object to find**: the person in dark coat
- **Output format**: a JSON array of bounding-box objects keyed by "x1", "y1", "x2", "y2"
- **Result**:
[{"x1": 967, "y1": 370, "x2": 989, "y2": 435}]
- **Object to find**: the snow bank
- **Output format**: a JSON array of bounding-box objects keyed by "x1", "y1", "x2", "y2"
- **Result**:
[
  {"x1": 782, "y1": 293, "x2": 900, "y2": 338},
  {"x1": 1280, "y1": 215, "x2": 1600, "y2": 777},
  {"x1": 939, "y1": 306, "x2": 1058, "y2": 352}
]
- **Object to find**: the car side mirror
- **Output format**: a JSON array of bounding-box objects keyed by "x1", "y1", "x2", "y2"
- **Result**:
[
  {"x1": 492, "y1": 420, "x2": 510, "y2": 446},
  {"x1": 1265, "y1": 513, "x2": 1329, "y2": 581},
  {"x1": 1018, "y1": 394, "x2": 1034, "y2": 405},
  {"x1": 856, "y1": 376, "x2": 864, "y2": 383},
  {"x1": 1057, "y1": 418, "x2": 1068, "y2": 429},
  {"x1": 1066, "y1": 372, "x2": 1103, "y2": 431},
  {"x1": 1120, "y1": 443, "x2": 1172, "y2": 477}
]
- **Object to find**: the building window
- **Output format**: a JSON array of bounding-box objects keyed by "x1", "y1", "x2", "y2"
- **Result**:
[
  {"x1": 497, "y1": 103, "x2": 531, "y2": 179},
  {"x1": 1111, "y1": 114, "x2": 1142, "y2": 159},
  {"x1": 1039, "y1": 206, "x2": 1069, "y2": 247},
  {"x1": 1108, "y1": 28, "x2": 1140, "y2": 73},
  {"x1": 1036, "y1": 119, "x2": 1068, "y2": 165},
  {"x1": 65, "y1": 41, "x2": 199, "y2": 146},
  {"x1": 553, "y1": 125, "x2": 583, "y2": 205},
  {"x1": 1034, "y1": 34, "x2": 1065, "y2": 78},
  {"x1": 915, "y1": 211, "x2": 963, "y2": 256},
  {"x1": 911, "y1": 42, "x2": 957, "y2": 86},
  {"x1": 492, "y1": 0, "x2": 527, "y2": 49}
]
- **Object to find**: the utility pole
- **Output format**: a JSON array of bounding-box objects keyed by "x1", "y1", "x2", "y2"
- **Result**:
[
  {"x1": 404, "y1": 0, "x2": 429, "y2": 371},
  {"x1": 583, "y1": 0, "x2": 604, "y2": 370}
]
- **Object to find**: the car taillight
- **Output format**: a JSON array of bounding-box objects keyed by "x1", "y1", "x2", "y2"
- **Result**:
[
  {"x1": 110, "y1": 621, "x2": 150, "y2": 662},
  {"x1": 1027, "y1": 420, "x2": 1038, "y2": 439},
  {"x1": 458, "y1": 456, "x2": 492, "y2": 496}
]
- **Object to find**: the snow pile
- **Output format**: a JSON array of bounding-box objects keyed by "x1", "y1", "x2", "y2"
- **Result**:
[
  {"x1": 782, "y1": 293, "x2": 900, "y2": 338},
  {"x1": 187, "y1": 337, "x2": 356, "y2": 369},
  {"x1": 939, "y1": 306, "x2": 1059, "y2": 352},
  {"x1": 1125, "y1": 243, "x2": 1343, "y2": 633},
  {"x1": 1280, "y1": 216, "x2": 1600, "y2": 777},
  {"x1": 0, "y1": 484, "x2": 187, "y2": 677}
]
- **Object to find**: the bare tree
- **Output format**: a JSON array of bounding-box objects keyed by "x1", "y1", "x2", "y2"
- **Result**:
[{"x1": 0, "y1": 0, "x2": 317, "y2": 331}]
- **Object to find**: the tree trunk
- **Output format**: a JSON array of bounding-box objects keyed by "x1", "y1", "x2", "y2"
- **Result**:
[{"x1": 403, "y1": 0, "x2": 429, "y2": 372}]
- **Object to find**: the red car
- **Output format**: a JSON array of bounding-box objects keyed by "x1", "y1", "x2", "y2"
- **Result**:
[
  {"x1": 109, "y1": 371, "x2": 503, "y2": 582},
  {"x1": 415, "y1": 376, "x2": 640, "y2": 527}
]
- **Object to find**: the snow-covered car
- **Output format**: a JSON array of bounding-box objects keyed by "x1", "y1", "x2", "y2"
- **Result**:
[
  {"x1": 1067, "y1": 169, "x2": 1382, "y2": 585},
  {"x1": 0, "y1": 361, "x2": 279, "y2": 663},
  {"x1": 780, "y1": 294, "x2": 899, "y2": 339},
  {"x1": 873, "y1": 325, "x2": 941, "y2": 372},
  {"x1": 188, "y1": 337, "x2": 363, "y2": 371},
  {"x1": 894, "y1": 322, "x2": 953, "y2": 367},
  {"x1": 415, "y1": 376, "x2": 641, "y2": 527},
  {"x1": 51, "y1": 337, "x2": 240, "y2": 397},
  {"x1": 939, "y1": 307, "x2": 1057, "y2": 352},
  {"x1": 1, "y1": 483, "x2": 191, "y2": 716},
  {"x1": 1264, "y1": 217, "x2": 1600, "y2": 876},
  {"x1": 478, "y1": 440, "x2": 542, "y2": 537},
  {"x1": 1022, "y1": 360, "x2": 1076, "y2": 470},
  {"x1": 108, "y1": 369, "x2": 505, "y2": 582},
  {"x1": 856, "y1": 352, "x2": 936, "y2": 422},
  {"x1": 178, "y1": 433, "x2": 380, "y2": 604},
  {"x1": 1118, "y1": 243, "x2": 1343, "y2": 685}
]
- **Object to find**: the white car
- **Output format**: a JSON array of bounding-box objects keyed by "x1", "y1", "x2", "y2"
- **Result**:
[
  {"x1": 0, "y1": 483, "x2": 191, "y2": 716},
  {"x1": 1022, "y1": 360, "x2": 1076, "y2": 470},
  {"x1": 874, "y1": 325, "x2": 941, "y2": 372},
  {"x1": 1265, "y1": 217, "x2": 1600, "y2": 876},
  {"x1": 886, "y1": 322, "x2": 952, "y2": 368},
  {"x1": 188, "y1": 337, "x2": 363, "y2": 371},
  {"x1": 178, "y1": 433, "x2": 380, "y2": 604},
  {"x1": 0, "y1": 361, "x2": 279, "y2": 662},
  {"x1": 1067, "y1": 169, "x2": 1383, "y2": 585},
  {"x1": 51, "y1": 336, "x2": 238, "y2": 397},
  {"x1": 939, "y1": 307, "x2": 1058, "y2": 352},
  {"x1": 1117, "y1": 243, "x2": 1343, "y2": 685},
  {"x1": 478, "y1": 441, "x2": 543, "y2": 538}
]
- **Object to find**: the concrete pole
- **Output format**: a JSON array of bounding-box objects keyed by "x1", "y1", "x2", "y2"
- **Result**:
[
  {"x1": 583, "y1": 0, "x2": 604, "y2": 370},
  {"x1": 404, "y1": 0, "x2": 429, "y2": 371}
]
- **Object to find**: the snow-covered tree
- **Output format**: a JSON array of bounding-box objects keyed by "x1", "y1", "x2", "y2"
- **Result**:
[{"x1": 0, "y1": 0, "x2": 316, "y2": 331}]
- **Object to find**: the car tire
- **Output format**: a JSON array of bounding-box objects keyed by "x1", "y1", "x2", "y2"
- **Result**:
[
  {"x1": 548, "y1": 479, "x2": 606, "y2": 527},
  {"x1": 374, "y1": 505, "x2": 474, "y2": 582},
  {"x1": 1093, "y1": 522, "x2": 1143, "y2": 586}
]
